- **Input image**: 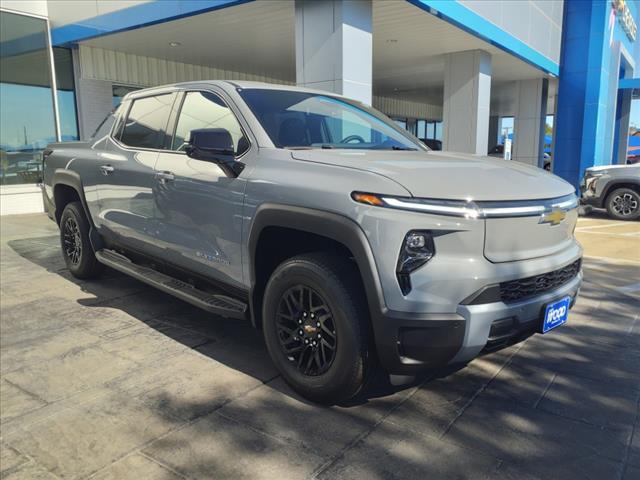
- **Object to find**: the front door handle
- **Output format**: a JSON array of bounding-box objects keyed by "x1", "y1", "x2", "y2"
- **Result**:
[
  {"x1": 100, "y1": 165, "x2": 114, "y2": 176},
  {"x1": 156, "y1": 171, "x2": 175, "y2": 184}
]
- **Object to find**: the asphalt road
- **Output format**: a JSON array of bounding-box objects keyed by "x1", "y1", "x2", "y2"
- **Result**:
[{"x1": 0, "y1": 213, "x2": 638, "y2": 480}]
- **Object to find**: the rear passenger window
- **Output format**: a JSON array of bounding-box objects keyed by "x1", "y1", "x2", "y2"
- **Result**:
[{"x1": 120, "y1": 94, "x2": 173, "y2": 149}]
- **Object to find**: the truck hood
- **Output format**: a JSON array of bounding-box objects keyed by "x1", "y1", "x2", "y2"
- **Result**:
[{"x1": 290, "y1": 149, "x2": 575, "y2": 201}]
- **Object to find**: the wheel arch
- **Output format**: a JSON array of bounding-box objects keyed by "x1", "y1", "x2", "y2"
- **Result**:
[
  {"x1": 601, "y1": 179, "x2": 640, "y2": 208},
  {"x1": 52, "y1": 170, "x2": 103, "y2": 250},
  {"x1": 247, "y1": 204, "x2": 386, "y2": 331}
]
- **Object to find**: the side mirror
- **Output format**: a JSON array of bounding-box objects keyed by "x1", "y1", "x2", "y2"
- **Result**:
[{"x1": 185, "y1": 128, "x2": 245, "y2": 178}]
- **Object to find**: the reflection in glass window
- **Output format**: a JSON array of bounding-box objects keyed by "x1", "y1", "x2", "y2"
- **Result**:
[
  {"x1": 393, "y1": 118, "x2": 407, "y2": 130},
  {"x1": 240, "y1": 89, "x2": 421, "y2": 151},
  {"x1": 1, "y1": 11, "x2": 56, "y2": 185},
  {"x1": 434, "y1": 121, "x2": 443, "y2": 141},
  {"x1": 54, "y1": 48, "x2": 78, "y2": 141},
  {"x1": 113, "y1": 84, "x2": 141, "y2": 108},
  {"x1": 417, "y1": 120, "x2": 426, "y2": 139},
  {"x1": 173, "y1": 91, "x2": 247, "y2": 154},
  {"x1": 120, "y1": 94, "x2": 173, "y2": 149}
]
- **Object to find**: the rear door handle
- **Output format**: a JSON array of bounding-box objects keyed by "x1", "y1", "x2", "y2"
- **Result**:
[
  {"x1": 156, "y1": 171, "x2": 175, "y2": 184},
  {"x1": 100, "y1": 165, "x2": 114, "y2": 176}
]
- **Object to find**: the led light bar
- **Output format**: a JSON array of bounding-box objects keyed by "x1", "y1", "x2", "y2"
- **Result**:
[
  {"x1": 382, "y1": 197, "x2": 480, "y2": 218},
  {"x1": 352, "y1": 192, "x2": 578, "y2": 219}
]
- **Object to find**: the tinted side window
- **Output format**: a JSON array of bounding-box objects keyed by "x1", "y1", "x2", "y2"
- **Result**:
[
  {"x1": 172, "y1": 91, "x2": 248, "y2": 155},
  {"x1": 120, "y1": 94, "x2": 173, "y2": 149}
]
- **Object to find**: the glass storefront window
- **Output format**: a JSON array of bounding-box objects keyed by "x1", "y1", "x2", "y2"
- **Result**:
[
  {"x1": 0, "y1": 11, "x2": 56, "y2": 185},
  {"x1": 415, "y1": 120, "x2": 442, "y2": 140},
  {"x1": 434, "y1": 121, "x2": 443, "y2": 141},
  {"x1": 499, "y1": 117, "x2": 514, "y2": 145},
  {"x1": 628, "y1": 97, "x2": 640, "y2": 164},
  {"x1": 54, "y1": 47, "x2": 79, "y2": 142},
  {"x1": 393, "y1": 118, "x2": 407, "y2": 130}
]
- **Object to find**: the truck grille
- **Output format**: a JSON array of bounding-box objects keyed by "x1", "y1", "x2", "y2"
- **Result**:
[{"x1": 500, "y1": 259, "x2": 581, "y2": 303}]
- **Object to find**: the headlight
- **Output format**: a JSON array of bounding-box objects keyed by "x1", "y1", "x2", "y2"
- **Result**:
[
  {"x1": 396, "y1": 231, "x2": 435, "y2": 295},
  {"x1": 585, "y1": 176, "x2": 599, "y2": 192},
  {"x1": 352, "y1": 191, "x2": 480, "y2": 218},
  {"x1": 584, "y1": 171, "x2": 605, "y2": 192}
]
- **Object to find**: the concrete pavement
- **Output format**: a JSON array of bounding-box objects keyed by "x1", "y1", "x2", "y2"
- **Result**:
[{"x1": 0, "y1": 213, "x2": 638, "y2": 479}]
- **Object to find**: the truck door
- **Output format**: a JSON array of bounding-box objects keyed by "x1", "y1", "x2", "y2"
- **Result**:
[{"x1": 152, "y1": 89, "x2": 252, "y2": 289}]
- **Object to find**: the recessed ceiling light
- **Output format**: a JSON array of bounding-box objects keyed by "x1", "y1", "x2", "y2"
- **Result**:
[{"x1": 169, "y1": 41, "x2": 181, "y2": 47}]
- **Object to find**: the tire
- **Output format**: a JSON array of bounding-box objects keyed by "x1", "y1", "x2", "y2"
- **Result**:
[
  {"x1": 605, "y1": 187, "x2": 640, "y2": 221},
  {"x1": 262, "y1": 252, "x2": 370, "y2": 404},
  {"x1": 59, "y1": 201, "x2": 104, "y2": 279}
]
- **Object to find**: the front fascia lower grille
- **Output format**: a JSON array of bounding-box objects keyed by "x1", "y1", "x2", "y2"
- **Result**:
[{"x1": 499, "y1": 259, "x2": 582, "y2": 303}]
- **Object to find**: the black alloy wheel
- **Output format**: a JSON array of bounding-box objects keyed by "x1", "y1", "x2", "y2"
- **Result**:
[
  {"x1": 276, "y1": 285, "x2": 337, "y2": 376},
  {"x1": 262, "y1": 252, "x2": 370, "y2": 404},
  {"x1": 59, "y1": 201, "x2": 104, "y2": 279},
  {"x1": 63, "y1": 216, "x2": 82, "y2": 266}
]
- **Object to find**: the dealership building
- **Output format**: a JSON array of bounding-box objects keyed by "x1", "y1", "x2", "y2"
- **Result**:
[{"x1": 1, "y1": 0, "x2": 638, "y2": 214}]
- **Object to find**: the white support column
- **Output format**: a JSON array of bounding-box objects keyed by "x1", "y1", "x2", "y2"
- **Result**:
[
  {"x1": 512, "y1": 78, "x2": 549, "y2": 167},
  {"x1": 442, "y1": 50, "x2": 491, "y2": 154},
  {"x1": 616, "y1": 88, "x2": 632, "y2": 165},
  {"x1": 73, "y1": 49, "x2": 113, "y2": 139},
  {"x1": 295, "y1": 0, "x2": 372, "y2": 105}
]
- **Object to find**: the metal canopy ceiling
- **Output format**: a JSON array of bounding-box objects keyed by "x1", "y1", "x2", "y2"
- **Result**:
[{"x1": 82, "y1": 0, "x2": 550, "y2": 108}]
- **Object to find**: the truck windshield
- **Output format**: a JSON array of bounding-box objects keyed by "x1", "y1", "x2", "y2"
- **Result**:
[{"x1": 238, "y1": 89, "x2": 425, "y2": 151}]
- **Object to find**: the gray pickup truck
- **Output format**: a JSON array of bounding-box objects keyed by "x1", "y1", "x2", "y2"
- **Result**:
[
  {"x1": 580, "y1": 164, "x2": 640, "y2": 220},
  {"x1": 42, "y1": 81, "x2": 583, "y2": 404}
]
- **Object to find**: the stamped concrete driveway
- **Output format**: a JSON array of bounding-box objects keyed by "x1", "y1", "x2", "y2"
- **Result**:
[{"x1": 0, "y1": 213, "x2": 638, "y2": 480}]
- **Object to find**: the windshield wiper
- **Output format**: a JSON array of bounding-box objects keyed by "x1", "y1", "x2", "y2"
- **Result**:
[
  {"x1": 372, "y1": 145, "x2": 418, "y2": 151},
  {"x1": 284, "y1": 145, "x2": 335, "y2": 150},
  {"x1": 390, "y1": 145, "x2": 418, "y2": 151}
]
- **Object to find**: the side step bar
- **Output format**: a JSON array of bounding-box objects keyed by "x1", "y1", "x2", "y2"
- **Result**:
[{"x1": 95, "y1": 249, "x2": 247, "y2": 320}]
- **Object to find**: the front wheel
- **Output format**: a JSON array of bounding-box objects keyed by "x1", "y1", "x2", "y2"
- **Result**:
[
  {"x1": 605, "y1": 188, "x2": 640, "y2": 220},
  {"x1": 262, "y1": 253, "x2": 370, "y2": 404},
  {"x1": 59, "y1": 201, "x2": 104, "y2": 279}
]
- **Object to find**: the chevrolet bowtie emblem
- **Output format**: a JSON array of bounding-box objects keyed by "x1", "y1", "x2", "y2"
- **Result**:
[{"x1": 539, "y1": 209, "x2": 566, "y2": 226}]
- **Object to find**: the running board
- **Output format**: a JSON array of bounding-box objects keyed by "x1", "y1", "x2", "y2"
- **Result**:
[{"x1": 95, "y1": 249, "x2": 247, "y2": 319}]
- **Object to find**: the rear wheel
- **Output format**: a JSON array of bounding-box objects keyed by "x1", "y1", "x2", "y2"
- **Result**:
[
  {"x1": 605, "y1": 187, "x2": 640, "y2": 220},
  {"x1": 262, "y1": 253, "x2": 370, "y2": 404},
  {"x1": 60, "y1": 201, "x2": 104, "y2": 279}
]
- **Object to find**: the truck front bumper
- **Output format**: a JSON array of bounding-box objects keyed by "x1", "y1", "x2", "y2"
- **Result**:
[{"x1": 374, "y1": 269, "x2": 583, "y2": 375}]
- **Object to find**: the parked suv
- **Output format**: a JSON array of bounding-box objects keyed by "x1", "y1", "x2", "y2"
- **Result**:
[
  {"x1": 580, "y1": 164, "x2": 640, "y2": 220},
  {"x1": 42, "y1": 81, "x2": 583, "y2": 404}
]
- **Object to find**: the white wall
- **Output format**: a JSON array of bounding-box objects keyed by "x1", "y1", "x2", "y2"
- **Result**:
[
  {"x1": 47, "y1": 0, "x2": 151, "y2": 27},
  {"x1": 0, "y1": 185, "x2": 44, "y2": 216},
  {"x1": 459, "y1": 0, "x2": 563, "y2": 64},
  {"x1": 0, "y1": 0, "x2": 48, "y2": 17},
  {"x1": 75, "y1": 77, "x2": 113, "y2": 140},
  {"x1": 74, "y1": 45, "x2": 294, "y2": 139},
  {"x1": 373, "y1": 95, "x2": 442, "y2": 121},
  {"x1": 77, "y1": 45, "x2": 292, "y2": 87}
]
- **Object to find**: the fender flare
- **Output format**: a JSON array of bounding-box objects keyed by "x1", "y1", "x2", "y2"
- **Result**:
[
  {"x1": 247, "y1": 203, "x2": 387, "y2": 329},
  {"x1": 52, "y1": 169, "x2": 104, "y2": 251}
]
